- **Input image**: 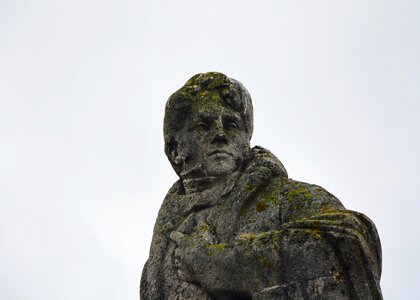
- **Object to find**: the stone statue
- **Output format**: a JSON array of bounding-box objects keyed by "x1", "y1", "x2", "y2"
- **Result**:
[{"x1": 140, "y1": 72, "x2": 383, "y2": 299}]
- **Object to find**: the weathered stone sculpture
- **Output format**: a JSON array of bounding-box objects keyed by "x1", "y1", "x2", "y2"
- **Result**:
[{"x1": 140, "y1": 72, "x2": 383, "y2": 299}]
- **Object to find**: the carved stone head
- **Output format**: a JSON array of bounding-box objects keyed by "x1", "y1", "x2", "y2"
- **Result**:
[{"x1": 164, "y1": 72, "x2": 253, "y2": 181}]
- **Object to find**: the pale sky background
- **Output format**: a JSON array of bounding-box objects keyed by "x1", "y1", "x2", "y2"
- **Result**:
[{"x1": 1, "y1": 0, "x2": 419, "y2": 299}]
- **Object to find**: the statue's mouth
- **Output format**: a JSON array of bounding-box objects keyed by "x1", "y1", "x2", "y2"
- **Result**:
[{"x1": 207, "y1": 150, "x2": 233, "y2": 157}]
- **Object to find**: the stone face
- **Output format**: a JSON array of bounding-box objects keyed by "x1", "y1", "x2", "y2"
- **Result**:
[{"x1": 140, "y1": 72, "x2": 383, "y2": 299}]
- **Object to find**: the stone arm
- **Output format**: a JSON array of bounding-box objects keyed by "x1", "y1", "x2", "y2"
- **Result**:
[{"x1": 273, "y1": 210, "x2": 382, "y2": 299}]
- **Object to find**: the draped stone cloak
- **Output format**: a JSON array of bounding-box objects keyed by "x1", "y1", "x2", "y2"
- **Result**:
[{"x1": 140, "y1": 147, "x2": 382, "y2": 300}]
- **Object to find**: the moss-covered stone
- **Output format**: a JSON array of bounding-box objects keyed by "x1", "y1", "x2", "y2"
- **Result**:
[{"x1": 141, "y1": 72, "x2": 383, "y2": 300}]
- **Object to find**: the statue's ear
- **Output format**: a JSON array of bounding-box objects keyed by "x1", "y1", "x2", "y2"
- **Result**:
[{"x1": 165, "y1": 139, "x2": 180, "y2": 166}]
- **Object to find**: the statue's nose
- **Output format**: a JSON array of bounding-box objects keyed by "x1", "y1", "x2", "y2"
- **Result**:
[{"x1": 211, "y1": 122, "x2": 227, "y2": 144}]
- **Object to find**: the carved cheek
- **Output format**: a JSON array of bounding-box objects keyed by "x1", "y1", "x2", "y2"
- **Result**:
[{"x1": 230, "y1": 132, "x2": 247, "y2": 145}]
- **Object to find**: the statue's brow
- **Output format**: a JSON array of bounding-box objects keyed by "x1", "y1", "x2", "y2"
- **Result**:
[
  {"x1": 195, "y1": 112, "x2": 240, "y2": 120},
  {"x1": 195, "y1": 113, "x2": 213, "y2": 120},
  {"x1": 223, "y1": 114, "x2": 240, "y2": 121}
]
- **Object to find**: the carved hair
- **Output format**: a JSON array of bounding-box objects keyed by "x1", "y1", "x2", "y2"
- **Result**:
[{"x1": 163, "y1": 72, "x2": 254, "y2": 173}]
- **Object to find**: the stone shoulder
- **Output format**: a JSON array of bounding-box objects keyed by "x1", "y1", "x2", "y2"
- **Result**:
[{"x1": 277, "y1": 178, "x2": 346, "y2": 224}]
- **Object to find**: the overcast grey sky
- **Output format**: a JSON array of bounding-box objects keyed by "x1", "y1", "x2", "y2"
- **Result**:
[{"x1": 1, "y1": 0, "x2": 419, "y2": 299}]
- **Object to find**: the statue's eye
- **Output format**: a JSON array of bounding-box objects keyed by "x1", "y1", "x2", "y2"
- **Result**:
[
  {"x1": 197, "y1": 121, "x2": 210, "y2": 130},
  {"x1": 225, "y1": 121, "x2": 238, "y2": 131}
]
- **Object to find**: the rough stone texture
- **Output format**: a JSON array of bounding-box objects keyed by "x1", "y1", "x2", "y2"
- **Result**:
[{"x1": 140, "y1": 72, "x2": 383, "y2": 299}]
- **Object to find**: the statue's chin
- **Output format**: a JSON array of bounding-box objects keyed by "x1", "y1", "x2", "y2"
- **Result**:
[
  {"x1": 179, "y1": 156, "x2": 240, "y2": 180},
  {"x1": 205, "y1": 158, "x2": 238, "y2": 177}
]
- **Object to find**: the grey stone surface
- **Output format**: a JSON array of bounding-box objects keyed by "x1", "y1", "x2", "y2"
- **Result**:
[{"x1": 140, "y1": 72, "x2": 383, "y2": 299}]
